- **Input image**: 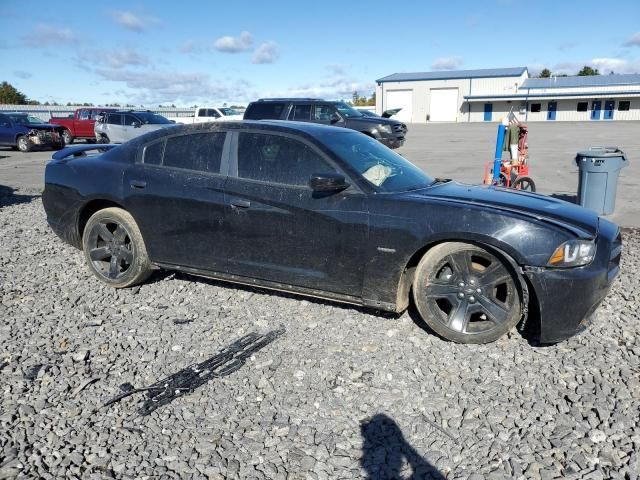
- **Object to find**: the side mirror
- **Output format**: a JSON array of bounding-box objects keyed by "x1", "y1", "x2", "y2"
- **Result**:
[
  {"x1": 132, "y1": 121, "x2": 141, "y2": 128},
  {"x1": 309, "y1": 173, "x2": 349, "y2": 192},
  {"x1": 329, "y1": 113, "x2": 342, "y2": 124}
]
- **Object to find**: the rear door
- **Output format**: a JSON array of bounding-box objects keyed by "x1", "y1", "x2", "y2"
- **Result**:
[
  {"x1": 123, "y1": 131, "x2": 230, "y2": 270},
  {"x1": 221, "y1": 130, "x2": 368, "y2": 296},
  {"x1": 105, "y1": 113, "x2": 125, "y2": 142}
]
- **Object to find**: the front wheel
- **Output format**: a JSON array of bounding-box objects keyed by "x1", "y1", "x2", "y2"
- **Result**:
[
  {"x1": 82, "y1": 207, "x2": 152, "y2": 288},
  {"x1": 17, "y1": 136, "x2": 33, "y2": 152},
  {"x1": 513, "y1": 176, "x2": 536, "y2": 192},
  {"x1": 62, "y1": 129, "x2": 73, "y2": 145},
  {"x1": 412, "y1": 242, "x2": 522, "y2": 344}
]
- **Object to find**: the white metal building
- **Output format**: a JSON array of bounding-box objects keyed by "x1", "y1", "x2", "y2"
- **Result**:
[{"x1": 376, "y1": 67, "x2": 640, "y2": 123}]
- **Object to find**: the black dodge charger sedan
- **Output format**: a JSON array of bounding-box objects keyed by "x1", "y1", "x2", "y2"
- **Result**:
[{"x1": 43, "y1": 121, "x2": 621, "y2": 344}]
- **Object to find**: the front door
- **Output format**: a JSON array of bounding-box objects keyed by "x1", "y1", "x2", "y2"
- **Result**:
[
  {"x1": 222, "y1": 130, "x2": 368, "y2": 296},
  {"x1": 547, "y1": 102, "x2": 557, "y2": 120},
  {"x1": 483, "y1": 103, "x2": 493, "y2": 122},
  {"x1": 123, "y1": 131, "x2": 230, "y2": 270},
  {"x1": 604, "y1": 100, "x2": 615, "y2": 120},
  {"x1": 0, "y1": 114, "x2": 13, "y2": 144},
  {"x1": 591, "y1": 101, "x2": 602, "y2": 120}
]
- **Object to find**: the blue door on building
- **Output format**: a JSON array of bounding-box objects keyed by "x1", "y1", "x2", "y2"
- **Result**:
[
  {"x1": 483, "y1": 103, "x2": 492, "y2": 122},
  {"x1": 591, "y1": 101, "x2": 602, "y2": 120},
  {"x1": 604, "y1": 100, "x2": 615, "y2": 120},
  {"x1": 547, "y1": 102, "x2": 557, "y2": 120}
]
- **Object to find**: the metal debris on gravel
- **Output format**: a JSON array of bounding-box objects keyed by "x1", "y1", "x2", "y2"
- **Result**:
[{"x1": 1, "y1": 191, "x2": 639, "y2": 479}]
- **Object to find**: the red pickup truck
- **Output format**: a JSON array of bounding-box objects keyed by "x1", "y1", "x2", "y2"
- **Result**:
[{"x1": 49, "y1": 108, "x2": 116, "y2": 144}]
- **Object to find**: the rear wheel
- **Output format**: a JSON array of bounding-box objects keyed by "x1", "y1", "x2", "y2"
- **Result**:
[
  {"x1": 82, "y1": 208, "x2": 152, "y2": 288},
  {"x1": 412, "y1": 242, "x2": 522, "y2": 344},
  {"x1": 17, "y1": 136, "x2": 33, "y2": 152},
  {"x1": 513, "y1": 176, "x2": 536, "y2": 192},
  {"x1": 62, "y1": 129, "x2": 73, "y2": 145}
]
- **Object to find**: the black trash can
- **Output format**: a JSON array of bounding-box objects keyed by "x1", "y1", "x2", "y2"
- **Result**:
[{"x1": 575, "y1": 147, "x2": 628, "y2": 215}]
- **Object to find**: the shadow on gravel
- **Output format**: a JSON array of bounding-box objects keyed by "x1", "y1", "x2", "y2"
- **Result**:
[
  {"x1": 360, "y1": 414, "x2": 445, "y2": 480},
  {"x1": 146, "y1": 270, "x2": 400, "y2": 319},
  {"x1": 0, "y1": 184, "x2": 39, "y2": 208}
]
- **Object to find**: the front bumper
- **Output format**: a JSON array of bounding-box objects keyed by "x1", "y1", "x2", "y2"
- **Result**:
[
  {"x1": 378, "y1": 136, "x2": 405, "y2": 149},
  {"x1": 525, "y1": 220, "x2": 621, "y2": 343}
]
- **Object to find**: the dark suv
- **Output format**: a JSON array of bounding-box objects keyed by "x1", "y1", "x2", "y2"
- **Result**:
[{"x1": 244, "y1": 98, "x2": 407, "y2": 149}]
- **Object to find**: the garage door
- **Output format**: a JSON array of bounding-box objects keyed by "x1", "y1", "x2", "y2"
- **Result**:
[
  {"x1": 386, "y1": 90, "x2": 413, "y2": 123},
  {"x1": 429, "y1": 88, "x2": 459, "y2": 122}
]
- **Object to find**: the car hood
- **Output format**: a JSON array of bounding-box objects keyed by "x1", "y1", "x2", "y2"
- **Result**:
[
  {"x1": 19, "y1": 122, "x2": 60, "y2": 130},
  {"x1": 405, "y1": 182, "x2": 599, "y2": 237},
  {"x1": 348, "y1": 115, "x2": 402, "y2": 126}
]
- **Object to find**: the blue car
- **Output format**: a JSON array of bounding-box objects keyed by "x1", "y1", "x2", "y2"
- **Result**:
[{"x1": 0, "y1": 112, "x2": 65, "y2": 152}]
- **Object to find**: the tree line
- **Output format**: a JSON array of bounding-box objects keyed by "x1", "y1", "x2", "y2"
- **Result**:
[{"x1": 538, "y1": 65, "x2": 604, "y2": 78}]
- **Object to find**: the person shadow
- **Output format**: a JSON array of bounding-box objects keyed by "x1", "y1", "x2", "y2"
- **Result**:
[{"x1": 360, "y1": 414, "x2": 446, "y2": 480}]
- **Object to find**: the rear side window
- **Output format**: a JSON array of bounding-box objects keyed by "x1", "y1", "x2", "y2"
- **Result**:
[
  {"x1": 163, "y1": 132, "x2": 226, "y2": 173},
  {"x1": 107, "y1": 114, "x2": 123, "y2": 125},
  {"x1": 244, "y1": 102, "x2": 286, "y2": 120},
  {"x1": 143, "y1": 140, "x2": 164, "y2": 165},
  {"x1": 237, "y1": 132, "x2": 336, "y2": 186},
  {"x1": 289, "y1": 104, "x2": 311, "y2": 121}
]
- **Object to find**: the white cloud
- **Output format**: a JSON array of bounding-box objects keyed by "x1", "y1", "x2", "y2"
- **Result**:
[
  {"x1": 21, "y1": 25, "x2": 75, "y2": 47},
  {"x1": 214, "y1": 31, "x2": 253, "y2": 53},
  {"x1": 14, "y1": 70, "x2": 32, "y2": 79},
  {"x1": 431, "y1": 57, "x2": 463, "y2": 70},
  {"x1": 78, "y1": 48, "x2": 150, "y2": 69},
  {"x1": 624, "y1": 32, "x2": 640, "y2": 47},
  {"x1": 252, "y1": 41, "x2": 278, "y2": 64},
  {"x1": 553, "y1": 57, "x2": 640, "y2": 75},
  {"x1": 92, "y1": 68, "x2": 252, "y2": 105},
  {"x1": 110, "y1": 11, "x2": 158, "y2": 32},
  {"x1": 591, "y1": 57, "x2": 631, "y2": 74}
]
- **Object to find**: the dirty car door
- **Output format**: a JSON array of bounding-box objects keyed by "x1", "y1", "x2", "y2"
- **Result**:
[
  {"x1": 123, "y1": 131, "x2": 230, "y2": 270},
  {"x1": 223, "y1": 130, "x2": 368, "y2": 296}
]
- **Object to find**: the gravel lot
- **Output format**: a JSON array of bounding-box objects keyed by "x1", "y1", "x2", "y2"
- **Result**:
[{"x1": 1, "y1": 189, "x2": 639, "y2": 480}]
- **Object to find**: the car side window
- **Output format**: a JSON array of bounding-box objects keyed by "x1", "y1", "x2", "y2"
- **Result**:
[
  {"x1": 79, "y1": 109, "x2": 91, "y2": 120},
  {"x1": 124, "y1": 115, "x2": 139, "y2": 126},
  {"x1": 314, "y1": 104, "x2": 335, "y2": 121},
  {"x1": 289, "y1": 104, "x2": 311, "y2": 121},
  {"x1": 143, "y1": 140, "x2": 164, "y2": 165},
  {"x1": 107, "y1": 114, "x2": 123, "y2": 125},
  {"x1": 198, "y1": 108, "x2": 207, "y2": 117},
  {"x1": 237, "y1": 132, "x2": 337, "y2": 187},
  {"x1": 162, "y1": 132, "x2": 226, "y2": 174}
]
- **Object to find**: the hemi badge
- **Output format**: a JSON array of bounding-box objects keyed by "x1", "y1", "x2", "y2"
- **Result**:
[{"x1": 377, "y1": 247, "x2": 396, "y2": 253}]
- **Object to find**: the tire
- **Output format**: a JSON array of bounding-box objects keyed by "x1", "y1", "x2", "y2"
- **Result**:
[
  {"x1": 513, "y1": 176, "x2": 536, "y2": 192},
  {"x1": 62, "y1": 129, "x2": 73, "y2": 145},
  {"x1": 82, "y1": 207, "x2": 152, "y2": 288},
  {"x1": 412, "y1": 242, "x2": 522, "y2": 344},
  {"x1": 17, "y1": 135, "x2": 33, "y2": 153},
  {"x1": 99, "y1": 134, "x2": 110, "y2": 144}
]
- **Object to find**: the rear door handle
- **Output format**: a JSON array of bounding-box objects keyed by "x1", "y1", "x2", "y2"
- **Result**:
[
  {"x1": 230, "y1": 199, "x2": 251, "y2": 209},
  {"x1": 130, "y1": 180, "x2": 147, "y2": 189}
]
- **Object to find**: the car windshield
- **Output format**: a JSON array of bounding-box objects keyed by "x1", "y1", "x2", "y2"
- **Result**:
[
  {"x1": 132, "y1": 112, "x2": 172, "y2": 124},
  {"x1": 332, "y1": 102, "x2": 364, "y2": 118},
  {"x1": 320, "y1": 131, "x2": 434, "y2": 192},
  {"x1": 8, "y1": 114, "x2": 43, "y2": 125},
  {"x1": 218, "y1": 108, "x2": 239, "y2": 116}
]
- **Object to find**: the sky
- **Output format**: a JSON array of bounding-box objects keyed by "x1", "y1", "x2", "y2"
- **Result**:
[{"x1": 1, "y1": 0, "x2": 639, "y2": 107}]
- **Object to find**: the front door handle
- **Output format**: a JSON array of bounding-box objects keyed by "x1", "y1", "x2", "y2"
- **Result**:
[
  {"x1": 130, "y1": 180, "x2": 147, "y2": 189},
  {"x1": 230, "y1": 199, "x2": 251, "y2": 209}
]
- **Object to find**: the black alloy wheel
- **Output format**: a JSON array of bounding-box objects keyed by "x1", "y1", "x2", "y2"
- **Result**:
[
  {"x1": 82, "y1": 208, "x2": 151, "y2": 288},
  {"x1": 413, "y1": 242, "x2": 522, "y2": 344}
]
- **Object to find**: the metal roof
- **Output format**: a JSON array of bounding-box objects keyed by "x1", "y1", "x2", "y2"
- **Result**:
[
  {"x1": 377, "y1": 67, "x2": 527, "y2": 83},
  {"x1": 521, "y1": 73, "x2": 640, "y2": 89}
]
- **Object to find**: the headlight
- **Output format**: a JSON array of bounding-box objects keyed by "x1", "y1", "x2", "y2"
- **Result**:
[
  {"x1": 547, "y1": 239, "x2": 596, "y2": 267},
  {"x1": 378, "y1": 124, "x2": 392, "y2": 134}
]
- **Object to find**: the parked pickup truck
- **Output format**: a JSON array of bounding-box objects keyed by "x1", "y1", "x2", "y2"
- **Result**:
[
  {"x1": 173, "y1": 107, "x2": 243, "y2": 124},
  {"x1": 49, "y1": 107, "x2": 116, "y2": 144}
]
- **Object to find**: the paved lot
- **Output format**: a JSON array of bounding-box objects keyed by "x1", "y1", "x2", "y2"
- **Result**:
[{"x1": 1, "y1": 121, "x2": 639, "y2": 226}]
